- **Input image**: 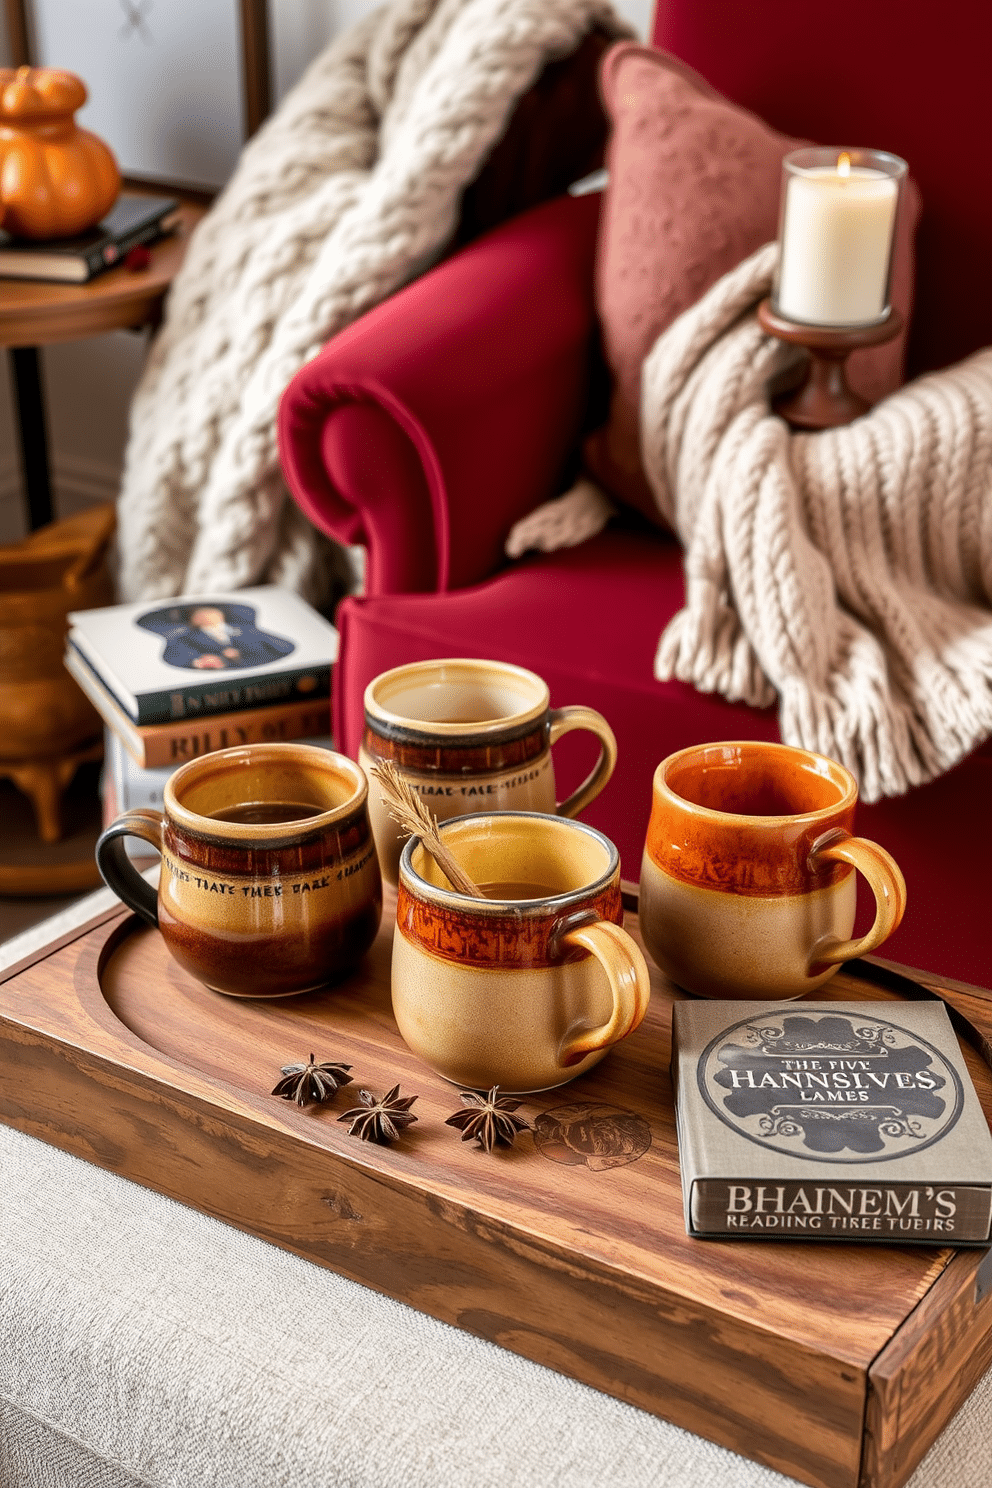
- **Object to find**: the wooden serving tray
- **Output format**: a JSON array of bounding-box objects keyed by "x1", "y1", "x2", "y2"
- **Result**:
[{"x1": 1, "y1": 895, "x2": 991, "y2": 1488}]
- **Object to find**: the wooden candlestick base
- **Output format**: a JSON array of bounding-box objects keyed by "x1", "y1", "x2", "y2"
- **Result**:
[{"x1": 757, "y1": 298, "x2": 903, "y2": 432}]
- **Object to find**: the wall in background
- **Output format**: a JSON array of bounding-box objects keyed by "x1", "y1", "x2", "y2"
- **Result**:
[
  {"x1": 0, "y1": 0, "x2": 650, "y2": 548},
  {"x1": 271, "y1": 1, "x2": 653, "y2": 106}
]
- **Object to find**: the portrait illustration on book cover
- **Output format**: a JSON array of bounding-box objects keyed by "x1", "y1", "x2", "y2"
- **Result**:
[{"x1": 136, "y1": 601, "x2": 296, "y2": 672}]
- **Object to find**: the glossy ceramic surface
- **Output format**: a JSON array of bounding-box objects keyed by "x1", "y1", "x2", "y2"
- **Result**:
[
  {"x1": 640, "y1": 741, "x2": 906, "y2": 999},
  {"x1": 360, "y1": 657, "x2": 616, "y2": 884},
  {"x1": 392, "y1": 811, "x2": 649, "y2": 1091},
  {"x1": 97, "y1": 743, "x2": 382, "y2": 997}
]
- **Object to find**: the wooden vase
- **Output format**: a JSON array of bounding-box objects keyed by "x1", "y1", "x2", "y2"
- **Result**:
[{"x1": 0, "y1": 504, "x2": 115, "y2": 846}]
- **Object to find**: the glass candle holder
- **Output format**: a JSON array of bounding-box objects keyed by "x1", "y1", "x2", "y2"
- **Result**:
[{"x1": 772, "y1": 147, "x2": 907, "y2": 328}]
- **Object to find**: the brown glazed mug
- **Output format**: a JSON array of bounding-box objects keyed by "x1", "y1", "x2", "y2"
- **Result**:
[
  {"x1": 391, "y1": 811, "x2": 651, "y2": 1092},
  {"x1": 96, "y1": 742, "x2": 382, "y2": 997},
  {"x1": 358, "y1": 658, "x2": 618, "y2": 885},
  {"x1": 639, "y1": 741, "x2": 907, "y2": 1000}
]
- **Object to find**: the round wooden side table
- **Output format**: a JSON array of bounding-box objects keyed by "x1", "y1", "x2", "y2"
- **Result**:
[
  {"x1": 0, "y1": 197, "x2": 207, "y2": 895},
  {"x1": 0, "y1": 195, "x2": 207, "y2": 531}
]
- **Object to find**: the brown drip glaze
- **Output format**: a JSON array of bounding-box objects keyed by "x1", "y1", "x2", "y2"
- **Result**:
[
  {"x1": 396, "y1": 881, "x2": 623, "y2": 969},
  {"x1": 165, "y1": 807, "x2": 372, "y2": 877},
  {"x1": 159, "y1": 894, "x2": 382, "y2": 998},
  {"x1": 362, "y1": 722, "x2": 547, "y2": 776},
  {"x1": 646, "y1": 803, "x2": 855, "y2": 896}
]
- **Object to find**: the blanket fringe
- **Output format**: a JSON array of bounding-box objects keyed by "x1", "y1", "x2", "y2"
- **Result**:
[{"x1": 653, "y1": 580, "x2": 775, "y2": 709}]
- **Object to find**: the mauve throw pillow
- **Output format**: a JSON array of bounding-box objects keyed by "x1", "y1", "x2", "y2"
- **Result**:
[{"x1": 585, "y1": 43, "x2": 918, "y2": 521}]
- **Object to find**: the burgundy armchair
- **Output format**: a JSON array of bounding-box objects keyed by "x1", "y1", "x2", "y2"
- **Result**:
[{"x1": 278, "y1": 0, "x2": 992, "y2": 988}]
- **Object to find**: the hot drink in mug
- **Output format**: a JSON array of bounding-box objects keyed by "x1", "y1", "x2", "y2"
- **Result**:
[
  {"x1": 392, "y1": 811, "x2": 650, "y2": 1093},
  {"x1": 96, "y1": 743, "x2": 382, "y2": 998}
]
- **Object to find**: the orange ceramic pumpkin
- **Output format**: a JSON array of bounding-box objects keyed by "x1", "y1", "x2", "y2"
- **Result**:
[{"x1": 0, "y1": 66, "x2": 121, "y2": 239}]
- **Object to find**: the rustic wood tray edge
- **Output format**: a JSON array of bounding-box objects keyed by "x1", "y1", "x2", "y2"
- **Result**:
[{"x1": 1, "y1": 905, "x2": 991, "y2": 1488}]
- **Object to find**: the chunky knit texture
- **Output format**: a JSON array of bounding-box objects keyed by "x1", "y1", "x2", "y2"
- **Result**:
[
  {"x1": 508, "y1": 241, "x2": 992, "y2": 801},
  {"x1": 117, "y1": 0, "x2": 630, "y2": 604}
]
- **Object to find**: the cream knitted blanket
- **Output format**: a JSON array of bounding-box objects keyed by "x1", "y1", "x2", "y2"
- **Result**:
[
  {"x1": 509, "y1": 241, "x2": 992, "y2": 802},
  {"x1": 117, "y1": 0, "x2": 630, "y2": 604}
]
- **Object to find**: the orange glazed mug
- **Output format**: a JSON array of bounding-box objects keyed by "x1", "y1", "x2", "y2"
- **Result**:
[
  {"x1": 95, "y1": 743, "x2": 382, "y2": 998},
  {"x1": 392, "y1": 812, "x2": 650, "y2": 1092},
  {"x1": 639, "y1": 741, "x2": 907, "y2": 1000}
]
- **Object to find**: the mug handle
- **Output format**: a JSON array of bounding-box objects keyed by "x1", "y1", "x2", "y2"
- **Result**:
[
  {"x1": 549, "y1": 706, "x2": 618, "y2": 819},
  {"x1": 808, "y1": 830, "x2": 908, "y2": 968},
  {"x1": 95, "y1": 808, "x2": 164, "y2": 928},
  {"x1": 556, "y1": 919, "x2": 651, "y2": 1067}
]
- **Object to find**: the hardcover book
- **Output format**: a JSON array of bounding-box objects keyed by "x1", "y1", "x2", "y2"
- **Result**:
[
  {"x1": 66, "y1": 650, "x2": 332, "y2": 768},
  {"x1": 671, "y1": 999, "x2": 992, "y2": 1245},
  {"x1": 0, "y1": 194, "x2": 180, "y2": 283},
  {"x1": 67, "y1": 586, "x2": 338, "y2": 726}
]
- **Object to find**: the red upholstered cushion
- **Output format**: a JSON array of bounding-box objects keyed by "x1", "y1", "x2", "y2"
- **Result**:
[
  {"x1": 586, "y1": 42, "x2": 918, "y2": 519},
  {"x1": 652, "y1": 0, "x2": 992, "y2": 377},
  {"x1": 334, "y1": 527, "x2": 992, "y2": 990},
  {"x1": 332, "y1": 527, "x2": 779, "y2": 852}
]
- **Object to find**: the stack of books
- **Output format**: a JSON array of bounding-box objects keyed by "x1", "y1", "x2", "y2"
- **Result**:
[
  {"x1": 0, "y1": 194, "x2": 181, "y2": 284},
  {"x1": 64, "y1": 585, "x2": 339, "y2": 830}
]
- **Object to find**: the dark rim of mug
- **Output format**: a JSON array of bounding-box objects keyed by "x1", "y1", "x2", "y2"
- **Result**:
[
  {"x1": 363, "y1": 658, "x2": 549, "y2": 743},
  {"x1": 656, "y1": 740, "x2": 857, "y2": 826},
  {"x1": 164, "y1": 742, "x2": 368, "y2": 844},
  {"x1": 398, "y1": 810, "x2": 618, "y2": 914},
  {"x1": 364, "y1": 713, "x2": 548, "y2": 752},
  {"x1": 362, "y1": 720, "x2": 549, "y2": 770}
]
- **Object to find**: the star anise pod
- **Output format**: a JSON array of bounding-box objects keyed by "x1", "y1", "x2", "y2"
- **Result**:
[
  {"x1": 338, "y1": 1085, "x2": 419, "y2": 1144},
  {"x1": 271, "y1": 1053, "x2": 353, "y2": 1108},
  {"x1": 445, "y1": 1087, "x2": 532, "y2": 1152}
]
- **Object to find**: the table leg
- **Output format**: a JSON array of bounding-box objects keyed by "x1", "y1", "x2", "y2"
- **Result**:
[{"x1": 8, "y1": 346, "x2": 53, "y2": 531}]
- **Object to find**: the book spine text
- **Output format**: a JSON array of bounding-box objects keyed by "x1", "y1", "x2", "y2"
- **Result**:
[
  {"x1": 135, "y1": 704, "x2": 332, "y2": 768},
  {"x1": 690, "y1": 1180, "x2": 992, "y2": 1242},
  {"x1": 136, "y1": 664, "x2": 332, "y2": 724}
]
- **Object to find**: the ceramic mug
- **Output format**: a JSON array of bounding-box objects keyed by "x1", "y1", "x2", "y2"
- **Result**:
[
  {"x1": 359, "y1": 657, "x2": 618, "y2": 884},
  {"x1": 391, "y1": 811, "x2": 650, "y2": 1092},
  {"x1": 639, "y1": 741, "x2": 907, "y2": 1000},
  {"x1": 96, "y1": 742, "x2": 382, "y2": 998}
]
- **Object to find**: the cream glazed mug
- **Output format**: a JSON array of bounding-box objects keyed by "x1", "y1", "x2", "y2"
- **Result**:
[
  {"x1": 392, "y1": 812, "x2": 650, "y2": 1093},
  {"x1": 639, "y1": 741, "x2": 907, "y2": 1001},
  {"x1": 359, "y1": 658, "x2": 618, "y2": 884}
]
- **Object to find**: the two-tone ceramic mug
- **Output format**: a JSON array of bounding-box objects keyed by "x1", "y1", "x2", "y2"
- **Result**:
[
  {"x1": 359, "y1": 658, "x2": 618, "y2": 884},
  {"x1": 639, "y1": 741, "x2": 907, "y2": 1000},
  {"x1": 391, "y1": 811, "x2": 650, "y2": 1092},
  {"x1": 95, "y1": 742, "x2": 382, "y2": 998}
]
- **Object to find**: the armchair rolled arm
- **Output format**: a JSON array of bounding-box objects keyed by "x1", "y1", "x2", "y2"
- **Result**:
[{"x1": 278, "y1": 191, "x2": 601, "y2": 597}]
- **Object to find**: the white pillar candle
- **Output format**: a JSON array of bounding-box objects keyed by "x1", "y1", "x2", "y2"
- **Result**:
[{"x1": 775, "y1": 151, "x2": 900, "y2": 326}]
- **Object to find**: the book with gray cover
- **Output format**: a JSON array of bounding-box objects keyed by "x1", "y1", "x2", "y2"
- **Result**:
[{"x1": 671, "y1": 1000, "x2": 992, "y2": 1244}]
